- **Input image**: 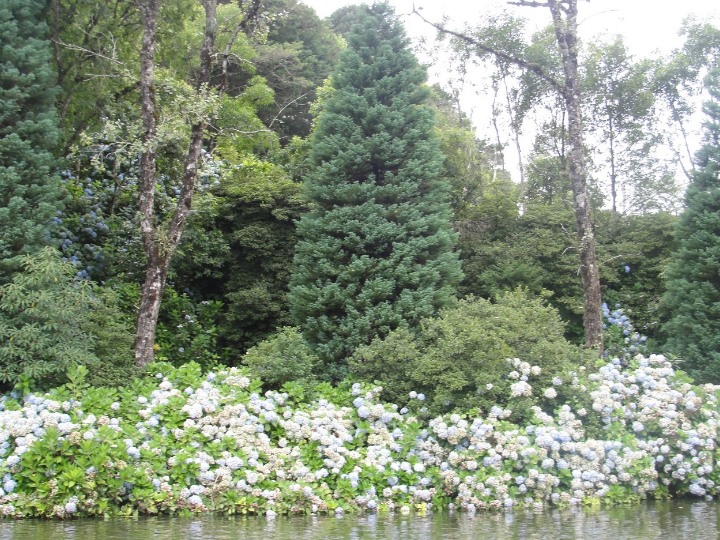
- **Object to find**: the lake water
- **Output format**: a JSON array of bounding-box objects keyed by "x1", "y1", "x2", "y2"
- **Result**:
[{"x1": 0, "y1": 501, "x2": 716, "y2": 539}]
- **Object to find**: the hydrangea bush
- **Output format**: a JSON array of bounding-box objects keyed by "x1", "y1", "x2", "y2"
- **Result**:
[
  {"x1": 0, "y1": 351, "x2": 717, "y2": 519},
  {"x1": 602, "y1": 302, "x2": 648, "y2": 363}
]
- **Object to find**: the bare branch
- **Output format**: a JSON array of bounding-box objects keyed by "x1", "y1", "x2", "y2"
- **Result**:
[
  {"x1": 508, "y1": 1, "x2": 550, "y2": 7},
  {"x1": 411, "y1": 6, "x2": 565, "y2": 97},
  {"x1": 53, "y1": 38, "x2": 125, "y2": 66},
  {"x1": 269, "y1": 93, "x2": 310, "y2": 128}
]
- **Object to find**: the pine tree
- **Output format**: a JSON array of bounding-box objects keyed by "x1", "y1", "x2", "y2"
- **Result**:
[
  {"x1": 289, "y1": 3, "x2": 462, "y2": 380},
  {"x1": 661, "y1": 68, "x2": 720, "y2": 383},
  {"x1": 0, "y1": 0, "x2": 63, "y2": 279}
]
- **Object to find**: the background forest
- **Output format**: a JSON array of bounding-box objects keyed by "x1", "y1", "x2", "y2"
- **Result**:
[{"x1": 2, "y1": 0, "x2": 720, "y2": 401}]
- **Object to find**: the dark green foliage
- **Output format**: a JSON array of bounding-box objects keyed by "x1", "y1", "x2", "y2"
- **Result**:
[
  {"x1": 83, "y1": 286, "x2": 138, "y2": 388},
  {"x1": 661, "y1": 69, "x2": 720, "y2": 382},
  {"x1": 242, "y1": 327, "x2": 318, "y2": 389},
  {"x1": 459, "y1": 199, "x2": 586, "y2": 339},
  {"x1": 349, "y1": 290, "x2": 591, "y2": 419},
  {"x1": 0, "y1": 248, "x2": 136, "y2": 390},
  {"x1": 0, "y1": 248, "x2": 98, "y2": 389},
  {"x1": 290, "y1": 4, "x2": 462, "y2": 379},
  {"x1": 597, "y1": 211, "x2": 677, "y2": 341},
  {"x1": 169, "y1": 156, "x2": 309, "y2": 355},
  {"x1": 154, "y1": 287, "x2": 224, "y2": 370},
  {"x1": 260, "y1": 0, "x2": 342, "y2": 141},
  {"x1": 217, "y1": 159, "x2": 309, "y2": 353},
  {"x1": 0, "y1": 0, "x2": 63, "y2": 279},
  {"x1": 459, "y1": 187, "x2": 677, "y2": 343}
]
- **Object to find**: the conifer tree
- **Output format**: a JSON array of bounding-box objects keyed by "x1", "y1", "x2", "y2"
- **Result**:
[
  {"x1": 661, "y1": 68, "x2": 720, "y2": 383},
  {"x1": 0, "y1": 0, "x2": 63, "y2": 279},
  {"x1": 290, "y1": 3, "x2": 462, "y2": 379}
]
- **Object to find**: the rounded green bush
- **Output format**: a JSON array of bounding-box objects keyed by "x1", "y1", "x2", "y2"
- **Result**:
[
  {"x1": 242, "y1": 327, "x2": 319, "y2": 389},
  {"x1": 349, "y1": 289, "x2": 594, "y2": 418}
]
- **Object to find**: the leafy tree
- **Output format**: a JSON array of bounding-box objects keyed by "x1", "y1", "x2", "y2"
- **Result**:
[
  {"x1": 290, "y1": 3, "x2": 462, "y2": 380},
  {"x1": 169, "y1": 155, "x2": 310, "y2": 355},
  {"x1": 0, "y1": 249, "x2": 99, "y2": 389},
  {"x1": 258, "y1": 0, "x2": 342, "y2": 141},
  {"x1": 584, "y1": 38, "x2": 678, "y2": 214},
  {"x1": 651, "y1": 19, "x2": 720, "y2": 181},
  {"x1": 459, "y1": 186, "x2": 677, "y2": 343},
  {"x1": 429, "y1": 84, "x2": 503, "y2": 219},
  {"x1": 660, "y1": 69, "x2": 720, "y2": 383},
  {"x1": 459, "y1": 197, "x2": 586, "y2": 339},
  {"x1": 0, "y1": 0, "x2": 63, "y2": 280}
]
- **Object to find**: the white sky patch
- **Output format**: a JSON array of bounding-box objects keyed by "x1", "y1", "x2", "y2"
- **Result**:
[
  {"x1": 301, "y1": 0, "x2": 720, "y2": 202},
  {"x1": 303, "y1": 0, "x2": 720, "y2": 57}
]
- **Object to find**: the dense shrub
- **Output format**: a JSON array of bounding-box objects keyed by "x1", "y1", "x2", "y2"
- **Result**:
[
  {"x1": 0, "y1": 248, "x2": 137, "y2": 390},
  {"x1": 241, "y1": 327, "x2": 319, "y2": 390},
  {"x1": 83, "y1": 286, "x2": 137, "y2": 388},
  {"x1": 349, "y1": 290, "x2": 593, "y2": 418},
  {"x1": 0, "y1": 249, "x2": 99, "y2": 389},
  {"x1": 154, "y1": 288, "x2": 224, "y2": 370},
  {"x1": 0, "y1": 352, "x2": 718, "y2": 518}
]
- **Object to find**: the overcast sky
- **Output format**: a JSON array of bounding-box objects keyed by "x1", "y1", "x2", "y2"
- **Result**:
[
  {"x1": 299, "y1": 0, "x2": 720, "y2": 189},
  {"x1": 301, "y1": 0, "x2": 720, "y2": 57}
]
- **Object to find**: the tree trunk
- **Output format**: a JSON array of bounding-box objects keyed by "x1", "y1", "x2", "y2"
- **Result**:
[
  {"x1": 608, "y1": 115, "x2": 617, "y2": 213},
  {"x1": 547, "y1": 0, "x2": 603, "y2": 351},
  {"x1": 134, "y1": 259, "x2": 168, "y2": 365},
  {"x1": 133, "y1": 0, "x2": 219, "y2": 367},
  {"x1": 412, "y1": 1, "x2": 605, "y2": 351},
  {"x1": 134, "y1": 0, "x2": 161, "y2": 367}
]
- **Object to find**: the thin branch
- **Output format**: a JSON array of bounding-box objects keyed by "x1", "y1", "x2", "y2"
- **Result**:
[
  {"x1": 508, "y1": 1, "x2": 550, "y2": 7},
  {"x1": 268, "y1": 93, "x2": 309, "y2": 128},
  {"x1": 53, "y1": 38, "x2": 125, "y2": 66},
  {"x1": 411, "y1": 6, "x2": 565, "y2": 97}
]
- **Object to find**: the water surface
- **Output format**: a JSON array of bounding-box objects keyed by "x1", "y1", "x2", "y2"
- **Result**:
[{"x1": 0, "y1": 501, "x2": 716, "y2": 539}]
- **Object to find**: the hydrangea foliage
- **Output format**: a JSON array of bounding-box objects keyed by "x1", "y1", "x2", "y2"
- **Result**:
[{"x1": 0, "y1": 353, "x2": 717, "y2": 518}]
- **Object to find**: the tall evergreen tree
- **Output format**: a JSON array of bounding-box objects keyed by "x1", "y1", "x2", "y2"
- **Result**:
[
  {"x1": 0, "y1": 0, "x2": 63, "y2": 279},
  {"x1": 289, "y1": 3, "x2": 462, "y2": 380},
  {"x1": 661, "y1": 68, "x2": 720, "y2": 383}
]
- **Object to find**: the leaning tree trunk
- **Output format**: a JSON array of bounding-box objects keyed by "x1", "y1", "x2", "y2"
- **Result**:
[{"x1": 134, "y1": 0, "x2": 218, "y2": 367}]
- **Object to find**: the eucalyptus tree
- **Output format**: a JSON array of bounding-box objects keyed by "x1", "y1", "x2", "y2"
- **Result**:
[
  {"x1": 415, "y1": 0, "x2": 604, "y2": 350},
  {"x1": 584, "y1": 37, "x2": 678, "y2": 214},
  {"x1": 651, "y1": 19, "x2": 720, "y2": 181}
]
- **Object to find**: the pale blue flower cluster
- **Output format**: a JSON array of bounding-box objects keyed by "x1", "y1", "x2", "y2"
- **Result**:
[
  {"x1": 0, "y1": 359, "x2": 717, "y2": 517},
  {"x1": 602, "y1": 303, "x2": 648, "y2": 360}
]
